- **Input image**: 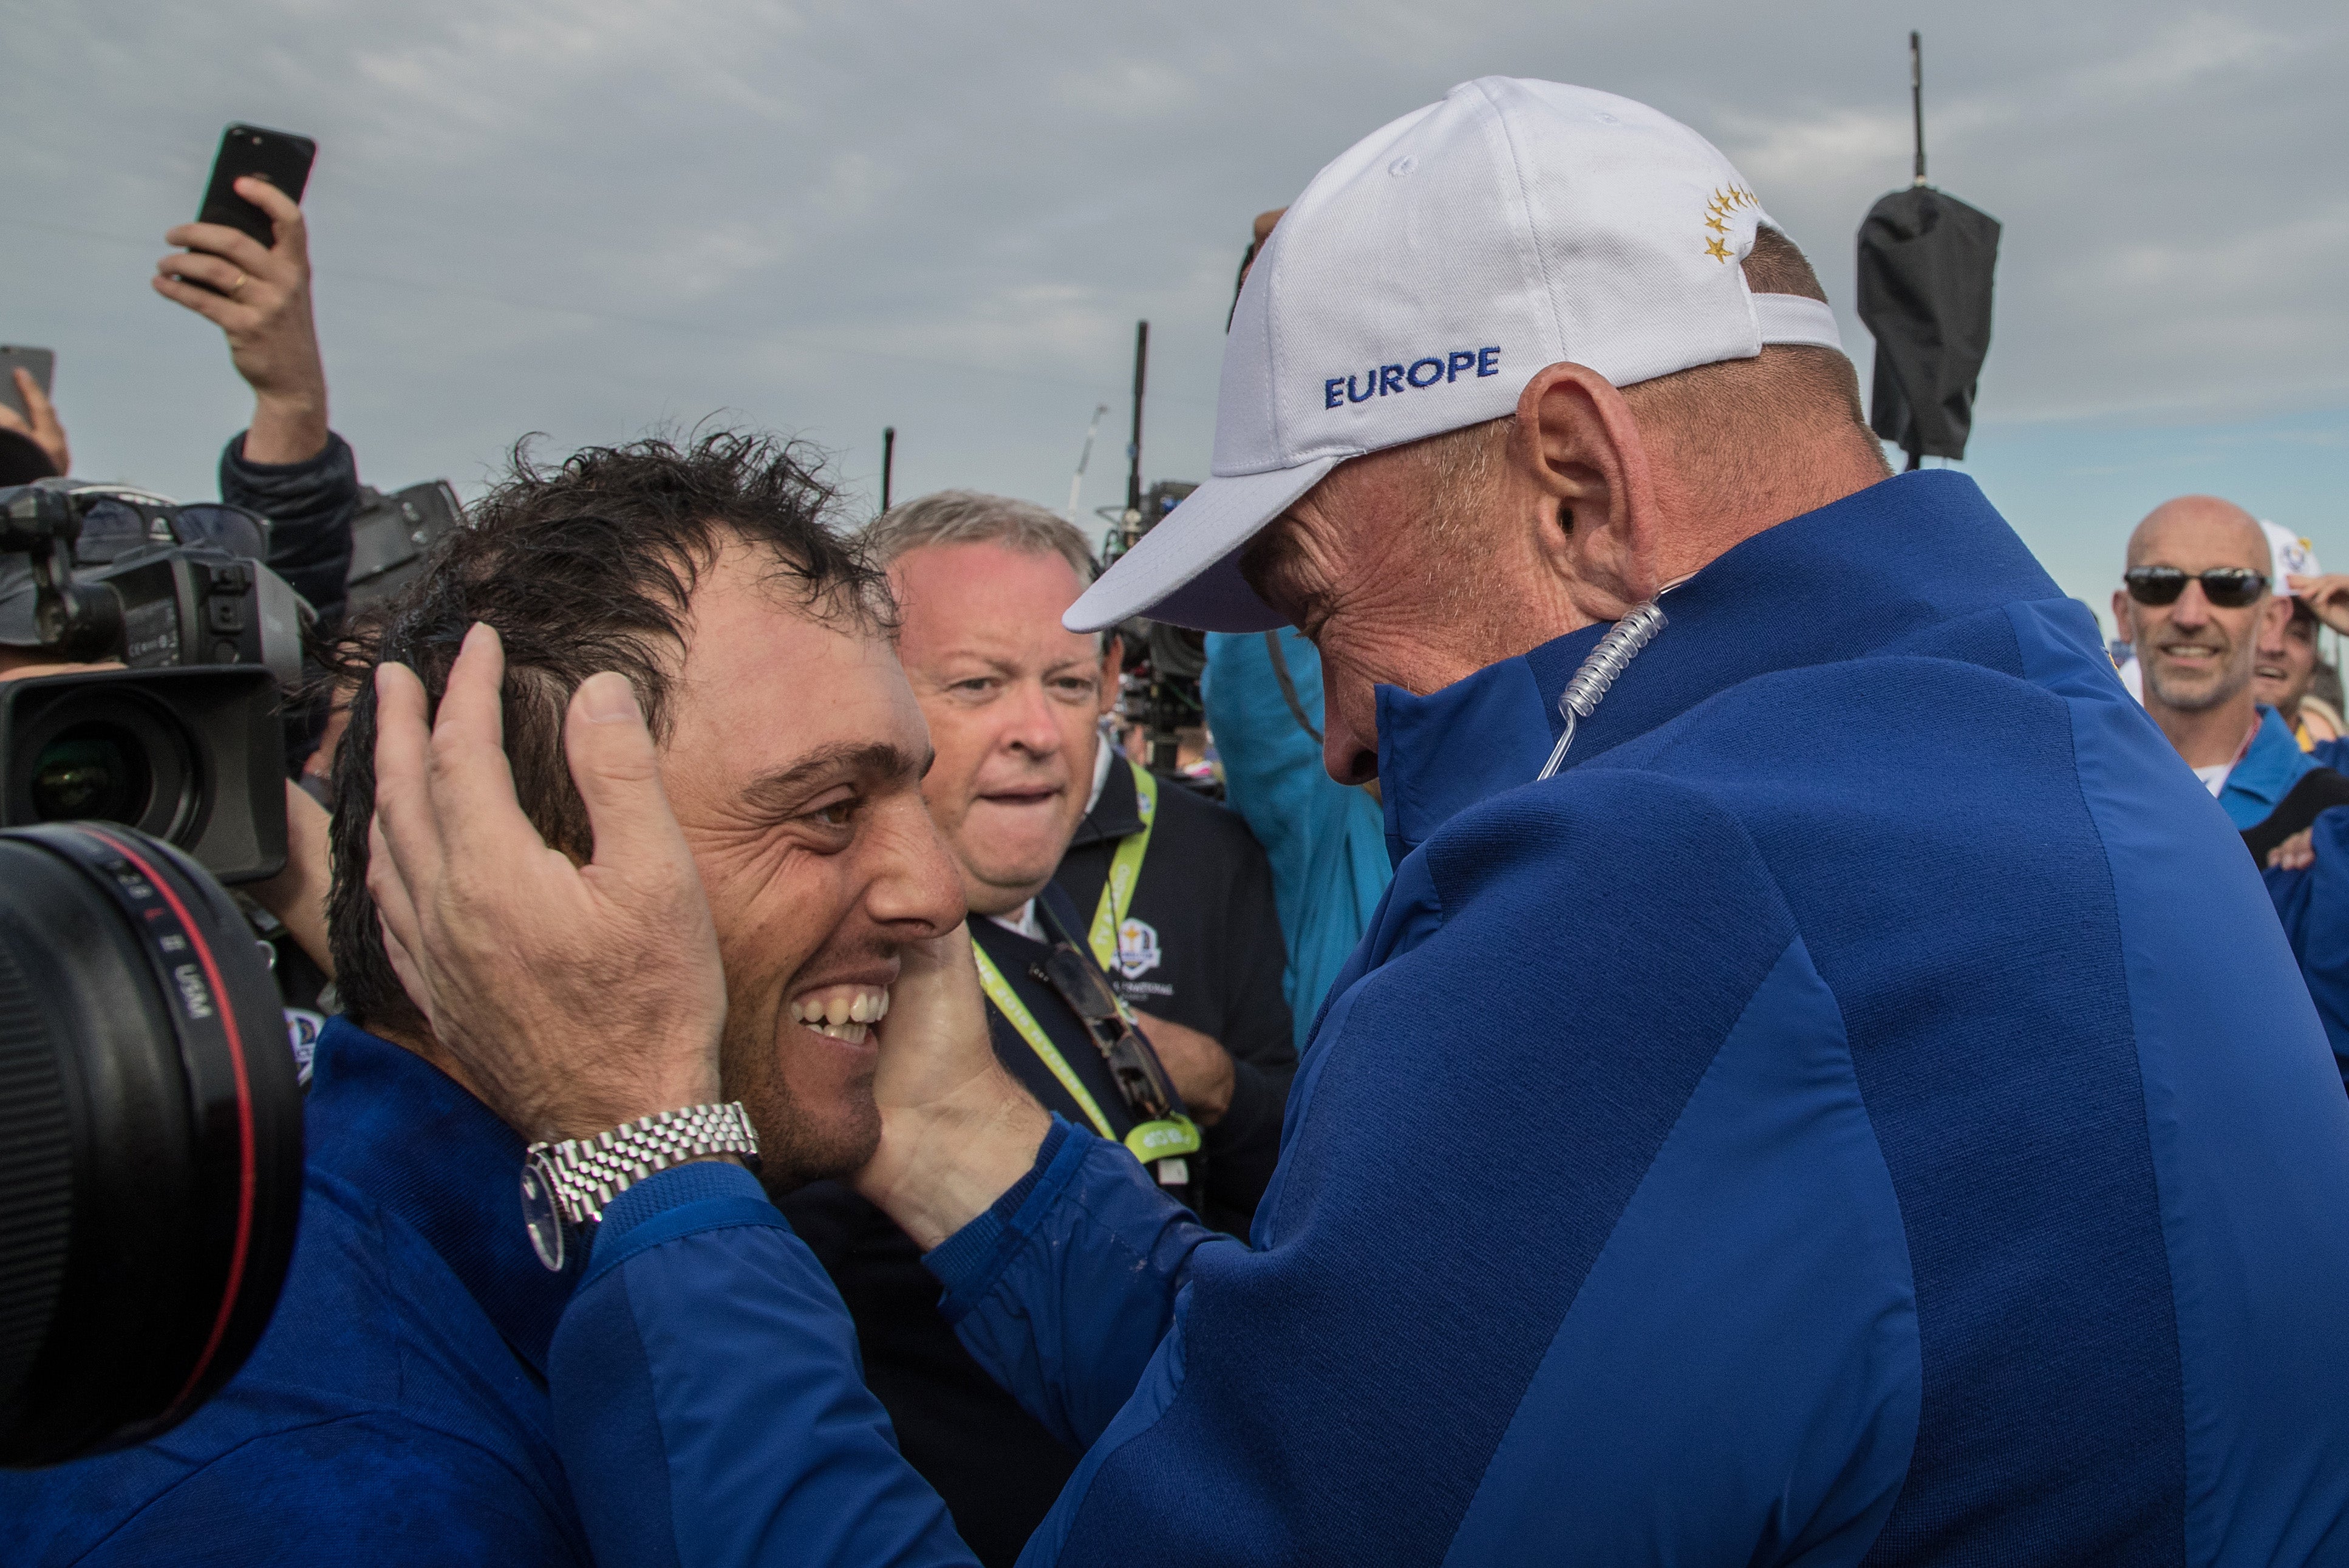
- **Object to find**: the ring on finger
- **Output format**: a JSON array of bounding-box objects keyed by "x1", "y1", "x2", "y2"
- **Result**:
[{"x1": 230, "y1": 271, "x2": 248, "y2": 295}]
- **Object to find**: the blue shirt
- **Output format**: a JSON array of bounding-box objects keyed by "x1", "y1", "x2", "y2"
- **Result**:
[
  {"x1": 549, "y1": 471, "x2": 2349, "y2": 1565},
  {"x1": 2, "y1": 1020, "x2": 593, "y2": 1564}
]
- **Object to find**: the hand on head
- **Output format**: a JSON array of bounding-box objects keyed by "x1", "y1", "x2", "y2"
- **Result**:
[
  {"x1": 366, "y1": 621, "x2": 728, "y2": 1143},
  {"x1": 154, "y1": 174, "x2": 329, "y2": 464},
  {"x1": 0, "y1": 369, "x2": 70, "y2": 476},
  {"x1": 2289, "y1": 574, "x2": 2349, "y2": 638}
]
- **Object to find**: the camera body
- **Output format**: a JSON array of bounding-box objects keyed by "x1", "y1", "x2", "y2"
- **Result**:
[
  {"x1": 1100, "y1": 480, "x2": 1212, "y2": 786},
  {"x1": 0, "y1": 483, "x2": 299, "y2": 882}
]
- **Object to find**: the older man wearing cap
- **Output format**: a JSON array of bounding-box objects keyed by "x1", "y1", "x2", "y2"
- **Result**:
[{"x1": 367, "y1": 80, "x2": 2349, "y2": 1565}]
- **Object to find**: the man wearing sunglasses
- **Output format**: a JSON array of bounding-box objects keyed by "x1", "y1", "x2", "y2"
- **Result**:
[{"x1": 2112, "y1": 496, "x2": 2301, "y2": 823}]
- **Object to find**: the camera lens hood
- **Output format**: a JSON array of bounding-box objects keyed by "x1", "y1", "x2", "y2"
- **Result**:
[{"x1": 0, "y1": 822, "x2": 302, "y2": 1468}]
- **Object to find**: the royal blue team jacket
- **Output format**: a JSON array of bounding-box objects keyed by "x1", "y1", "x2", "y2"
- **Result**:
[{"x1": 547, "y1": 469, "x2": 2349, "y2": 1565}]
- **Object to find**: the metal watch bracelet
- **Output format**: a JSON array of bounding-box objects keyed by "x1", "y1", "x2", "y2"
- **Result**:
[{"x1": 519, "y1": 1102, "x2": 760, "y2": 1270}]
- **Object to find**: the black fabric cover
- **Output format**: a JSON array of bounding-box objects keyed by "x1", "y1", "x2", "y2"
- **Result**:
[
  {"x1": 1856, "y1": 186, "x2": 2001, "y2": 460},
  {"x1": 2242, "y1": 767, "x2": 2349, "y2": 867}
]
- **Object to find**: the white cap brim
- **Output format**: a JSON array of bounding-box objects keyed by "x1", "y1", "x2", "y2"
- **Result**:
[{"x1": 1065, "y1": 456, "x2": 1340, "y2": 633}]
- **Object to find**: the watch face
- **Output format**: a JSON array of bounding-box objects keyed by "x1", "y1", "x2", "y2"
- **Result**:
[{"x1": 520, "y1": 1156, "x2": 566, "y2": 1272}]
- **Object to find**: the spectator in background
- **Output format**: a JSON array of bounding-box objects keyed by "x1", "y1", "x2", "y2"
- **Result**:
[
  {"x1": 1202, "y1": 627, "x2": 1391, "y2": 1046},
  {"x1": 2115, "y1": 496, "x2": 2349, "y2": 1086},
  {"x1": 784, "y1": 491, "x2": 1289, "y2": 1566},
  {"x1": 2112, "y1": 496, "x2": 2303, "y2": 828},
  {"x1": 2254, "y1": 522, "x2": 2343, "y2": 749}
]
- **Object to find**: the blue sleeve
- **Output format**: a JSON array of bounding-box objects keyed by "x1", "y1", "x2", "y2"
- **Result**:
[
  {"x1": 922, "y1": 1118, "x2": 1229, "y2": 1450},
  {"x1": 548, "y1": 1161, "x2": 977, "y2": 1568},
  {"x1": 2263, "y1": 806, "x2": 2349, "y2": 1088}
]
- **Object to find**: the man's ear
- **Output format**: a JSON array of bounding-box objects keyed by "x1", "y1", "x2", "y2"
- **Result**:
[
  {"x1": 2112, "y1": 589, "x2": 2136, "y2": 646},
  {"x1": 1513, "y1": 362, "x2": 1665, "y2": 620}
]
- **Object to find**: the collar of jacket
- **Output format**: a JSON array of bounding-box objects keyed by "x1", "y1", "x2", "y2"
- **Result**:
[
  {"x1": 2217, "y1": 705, "x2": 2314, "y2": 828},
  {"x1": 1066, "y1": 749, "x2": 1145, "y2": 848},
  {"x1": 306, "y1": 1016, "x2": 576, "y2": 1375},
  {"x1": 1374, "y1": 470, "x2": 2063, "y2": 864}
]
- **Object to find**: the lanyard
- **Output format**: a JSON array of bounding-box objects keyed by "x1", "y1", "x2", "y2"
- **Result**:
[
  {"x1": 1088, "y1": 758, "x2": 1159, "y2": 974},
  {"x1": 972, "y1": 925, "x2": 1202, "y2": 1169},
  {"x1": 972, "y1": 941, "x2": 1117, "y2": 1140}
]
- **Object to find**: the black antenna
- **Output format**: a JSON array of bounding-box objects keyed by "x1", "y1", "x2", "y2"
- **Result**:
[
  {"x1": 880, "y1": 426, "x2": 896, "y2": 513},
  {"x1": 1125, "y1": 321, "x2": 1148, "y2": 518},
  {"x1": 1910, "y1": 31, "x2": 1928, "y2": 188}
]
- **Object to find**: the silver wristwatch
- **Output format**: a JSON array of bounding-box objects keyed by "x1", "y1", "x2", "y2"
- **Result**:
[{"x1": 519, "y1": 1102, "x2": 761, "y2": 1270}]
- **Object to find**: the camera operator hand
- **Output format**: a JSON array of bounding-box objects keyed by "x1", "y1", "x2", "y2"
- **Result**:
[
  {"x1": 367, "y1": 622, "x2": 728, "y2": 1144},
  {"x1": 0, "y1": 369, "x2": 70, "y2": 476},
  {"x1": 153, "y1": 176, "x2": 330, "y2": 466}
]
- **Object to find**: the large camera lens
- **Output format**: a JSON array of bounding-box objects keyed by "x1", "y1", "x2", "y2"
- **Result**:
[
  {"x1": 0, "y1": 823, "x2": 303, "y2": 1468},
  {"x1": 29, "y1": 724, "x2": 152, "y2": 823}
]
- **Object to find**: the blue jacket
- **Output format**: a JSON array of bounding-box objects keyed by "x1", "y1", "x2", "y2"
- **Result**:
[
  {"x1": 549, "y1": 471, "x2": 2349, "y2": 1566},
  {"x1": 0, "y1": 1019, "x2": 966, "y2": 1566}
]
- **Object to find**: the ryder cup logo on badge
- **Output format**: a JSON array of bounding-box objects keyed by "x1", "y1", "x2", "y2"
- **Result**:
[
  {"x1": 1114, "y1": 917, "x2": 1163, "y2": 980},
  {"x1": 1323, "y1": 347, "x2": 1501, "y2": 409}
]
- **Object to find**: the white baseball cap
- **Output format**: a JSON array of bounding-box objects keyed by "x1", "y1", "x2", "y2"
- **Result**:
[
  {"x1": 1066, "y1": 77, "x2": 1843, "y2": 635},
  {"x1": 2263, "y1": 520, "x2": 2321, "y2": 595}
]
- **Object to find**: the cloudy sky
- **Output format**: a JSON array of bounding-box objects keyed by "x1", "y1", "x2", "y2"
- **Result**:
[{"x1": 5, "y1": 0, "x2": 2344, "y2": 636}]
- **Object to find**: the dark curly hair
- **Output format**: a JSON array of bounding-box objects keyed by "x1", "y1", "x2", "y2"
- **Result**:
[{"x1": 324, "y1": 430, "x2": 891, "y2": 1038}]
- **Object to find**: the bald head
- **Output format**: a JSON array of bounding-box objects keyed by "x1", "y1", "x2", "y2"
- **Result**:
[{"x1": 2127, "y1": 495, "x2": 2268, "y2": 575}]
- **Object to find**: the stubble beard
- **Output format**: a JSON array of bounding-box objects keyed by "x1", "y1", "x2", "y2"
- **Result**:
[
  {"x1": 718, "y1": 998, "x2": 881, "y2": 1199},
  {"x1": 2145, "y1": 636, "x2": 2254, "y2": 714}
]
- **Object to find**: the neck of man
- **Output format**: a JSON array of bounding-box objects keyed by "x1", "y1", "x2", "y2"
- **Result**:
[{"x1": 2147, "y1": 684, "x2": 2260, "y2": 771}]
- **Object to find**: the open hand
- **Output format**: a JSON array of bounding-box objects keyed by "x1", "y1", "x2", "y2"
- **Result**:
[
  {"x1": 154, "y1": 175, "x2": 329, "y2": 465},
  {"x1": 0, "y1": 369, "x2": 70, "y2": 475},
  {"x1": 367, "y1": 621, "x2": 727, "y2": 1143}
]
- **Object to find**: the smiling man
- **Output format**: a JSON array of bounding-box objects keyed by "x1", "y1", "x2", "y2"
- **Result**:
[
  {"x1": 2114, "y1": 495, "x2": 2299, "y2": 821},
  {"x1": 0, "y1": 434, "x2": 977, "y2": 1564},
  {"x1": 781, "y1": 491, "x2": 1290, "y2": 1566}
]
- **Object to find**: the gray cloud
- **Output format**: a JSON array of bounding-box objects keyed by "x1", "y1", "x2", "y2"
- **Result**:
[{"x1": 4, "y1": 0, "x2": 2344, "y2": 524}]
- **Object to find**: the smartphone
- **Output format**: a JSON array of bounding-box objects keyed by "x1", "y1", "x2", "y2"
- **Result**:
[
  {"x1": 197, "y1": 124, "x2": 316, "y2": 247},
  {"x1": 0, "y1": 346, "x2": 54, "y2": 423}
]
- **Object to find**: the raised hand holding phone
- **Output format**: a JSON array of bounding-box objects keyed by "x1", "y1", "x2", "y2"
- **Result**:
[{"x1": 155, "y1": 132, "x2": 329, "y2": 465}]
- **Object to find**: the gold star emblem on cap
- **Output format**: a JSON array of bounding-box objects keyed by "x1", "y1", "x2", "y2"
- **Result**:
[
  {"x1": 1703, "y1": 213, "x2": 1728, "y2": 234},
  {"x1": 1707, "y1": 192, "x2": 1732, "y2": 217},
  {"x1": 1705, "y1": 234, "x2": 1733, "y2": 262}
]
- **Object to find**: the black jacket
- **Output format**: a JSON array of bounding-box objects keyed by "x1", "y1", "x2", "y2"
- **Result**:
[
  {"x1": 219, "y1": 429, "x2": 361, "y2": 769},
  {"x1": 1053, "y1": 757, "x2": 1295, "y2": 1235}
]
